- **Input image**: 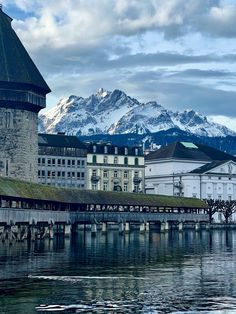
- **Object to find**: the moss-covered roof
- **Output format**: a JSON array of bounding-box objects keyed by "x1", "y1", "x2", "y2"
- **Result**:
[{"x1": 0, "y1": 177, "x2": 207, "y2": 209}]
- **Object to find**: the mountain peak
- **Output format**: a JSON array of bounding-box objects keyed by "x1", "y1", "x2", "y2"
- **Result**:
[
  {"x1": 39, "y1": 89, "x2": 236, "y2": 138},
  {"x1": 96, "y1": 88, "x2": 109, "y2": 98}
]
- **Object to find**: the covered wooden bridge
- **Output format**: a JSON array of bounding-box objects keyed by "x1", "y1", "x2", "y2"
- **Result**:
[{"x1": 0, "y1": 177, "x2": 208, "y2": 240}]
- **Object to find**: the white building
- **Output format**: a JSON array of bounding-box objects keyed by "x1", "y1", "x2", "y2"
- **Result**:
[
  {"x1": 38, "y1": 133, "x2": 87, "y2": 189},
  {"x1": 145, "y1": 142, "x2": 236, "y2": 202},
  {"x1": 87, "y1": 143, "x2": 145, "y2": 192}
]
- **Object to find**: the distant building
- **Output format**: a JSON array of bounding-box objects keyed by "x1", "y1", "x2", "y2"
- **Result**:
[
  {"x1": 0, "y1": 8, "x2": 50, "y2": 182},
  {"x1": 38, "y1": 133, "x2": 87, "y2": 189},
  {"x1": 145, "y1": 141, "x2": 236, "y2": 201},
  {"x1": 87, "y1": 143, "x2": 145, "y2": 192}
]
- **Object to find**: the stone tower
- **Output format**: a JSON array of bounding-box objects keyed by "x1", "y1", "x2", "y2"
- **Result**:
[{"x1": 0, "y1": 8, "x2": 50, "y2": 182}]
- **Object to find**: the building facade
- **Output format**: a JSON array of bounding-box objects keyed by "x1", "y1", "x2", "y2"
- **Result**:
[
  {"x1": 87, "y1": 143, "x2": 145, "y2": 192},
  {"x1": 38, "y1": 133, "x2": 87, "y2": 189},
  {"x1": 145, "y1": 142, "x2": 236, "y2": 201},
  {"x1": 0, "y1": 8, "x2": 50, "y2": 182}
]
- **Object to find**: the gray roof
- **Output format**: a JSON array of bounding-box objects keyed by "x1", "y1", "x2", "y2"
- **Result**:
[
  {"x1": 146, "y1": 142, "x2": 236, "y2": 162},
  {"x1": 190, "y1": 161, "x2": 229, "y2": 174},
  {"x1": 0, "y1": 9, "x2": 50, "y2": 93},
  {"x1": 38, "y1": 133, "x2": 87, "y2": 149}
]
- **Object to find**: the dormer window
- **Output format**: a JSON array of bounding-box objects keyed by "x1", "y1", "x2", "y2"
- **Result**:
[
  {"x1": 114, "y1": 147, "x2": 118, "y2": 155},
  {"x1": 124, "y1": 147, "x2": 128, "y2": 155},
  {"x1": 93, "y1": 145, "x2": 96, "y2": 153},
  {"x1": 135, "y1": 148, "x2": 138, "y2": 156},
  {"x1": 104, "y1": 146, "x2": 108, "y2": 154}
]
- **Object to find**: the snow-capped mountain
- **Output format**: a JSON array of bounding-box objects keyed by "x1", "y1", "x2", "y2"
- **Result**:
[{"x1": 39, "y1": 88, "x2": 236, "y2": 137}]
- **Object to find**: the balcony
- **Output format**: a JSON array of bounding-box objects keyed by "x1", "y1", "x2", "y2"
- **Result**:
[
  {"x1": 133, "y1": 176, "x2": 142, "y2": 184},
  {"x1": 91, "y1": 175, "x2": 100, "y2": 182}
]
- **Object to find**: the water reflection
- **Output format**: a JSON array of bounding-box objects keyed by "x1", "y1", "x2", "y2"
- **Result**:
[{"x1": 0, "y1": 230, "x2": 236, "y2": 313}]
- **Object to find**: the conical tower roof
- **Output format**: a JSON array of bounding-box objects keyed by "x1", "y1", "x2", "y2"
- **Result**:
[{"x1": 0, "y1": 8, "x2": 50, "y2": 93}]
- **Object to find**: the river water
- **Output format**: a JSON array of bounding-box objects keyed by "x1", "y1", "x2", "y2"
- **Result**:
[{"x1": 0, "y1": 229, "x2": 236, "y2": 313}]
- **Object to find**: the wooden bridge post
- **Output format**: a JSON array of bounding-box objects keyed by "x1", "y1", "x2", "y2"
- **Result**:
[
  {"x1": 64, "y1": 225, "x2": 71, "y2": 237},
  {"x1": 119, "y1": 222, "x2": 124, "y2": 235},
  {"x1": 145, "y1": 222, "x2": 150, "y2": 232},
  {"x1": 178, "y1": 222, "x2": 184, "y2": 232},
  {"x1": 102, "y1": 222, "x2": 107, "y2": 234},
  {"x1": 195, "y1": 222, "x2": 200, "y2": 231},
  {"x1": 49, "y1": 225, "x2": 54, "y2": 239},
  {"x1": 140, "y1": 222, "x2": 145, "y2": 233},
  {"x1": 124, "y1": 222, "x2": 130, "y2": 233},
  {"x1": 91, "y1": 223, "x2": 97, "y2": 236}
]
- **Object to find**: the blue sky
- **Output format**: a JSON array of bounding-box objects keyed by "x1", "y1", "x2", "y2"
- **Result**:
[{"x1": 3, "y1": 0, "x2": 236, "y2": 131}]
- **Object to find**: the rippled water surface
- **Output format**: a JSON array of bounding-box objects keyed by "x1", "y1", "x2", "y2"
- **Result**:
[{"x1": 1, "y1": 230, "x2": 236, "y2": 313}]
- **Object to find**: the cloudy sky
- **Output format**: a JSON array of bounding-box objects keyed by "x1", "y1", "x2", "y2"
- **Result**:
[{"x1": 3, "y1": 0, "x2": 236, "y2": 130}]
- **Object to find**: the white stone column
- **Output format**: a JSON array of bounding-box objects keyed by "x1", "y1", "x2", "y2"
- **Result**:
[{"x1": 145, "y1": 222, "x2": 150, "y2": 232}]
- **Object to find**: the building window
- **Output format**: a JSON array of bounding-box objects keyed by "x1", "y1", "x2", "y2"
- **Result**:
[
  {"x1": 57, "y1": 171, "x2": 61, "y2": 177},
  {"x1": 229, "y1": 195, "x2": 232, "y2": 201},
  {"x1": 47, "y1": 171, "x2": 51, "y2": 177},
  {"x1": 52, "y1": 159, "x2": 55, "y2": 166},
  {"x1": 218, "y1": 177, "x2": 221, "y2": 180},
  {"x1": 114, "y1": 147, "x2": 118, "y2": 155},
  {"x1": 135, "y1": 148, "x2": 138, "y2": 156},
  {"x1": 124, "y1": 183, "x2": 128, "y2": 192},
  {"x1": 218, "y1": 195, "x2": 222, "y2": 200},
  {"x1": 62, "y1": 171, "x2": 65, "y2": 177},
  {"x1": 42, "y1": 170, "x2": 45, "y2": 177},
  {"x1": 81, "y1": 160, "x2": 85, "y2": 166},
  {"x1": 42, "y1": 158, "x2": 45, "y2": 165},
  {"x1": 124, "y1": 157, "x2": 128, "y2": 165},
  {"x1": 207, "y1": 194, "x2": 212, "y2": 199},
  {"x1": 92, "y1": 183, "x2": 97, "y2": 190},
  {"x1": 67, "y1": 172, "x2": 71, "y2": 178},
  {"x1": 38, "y1": 158, "x2": 41, "y2": 165},
  {"x1": 103, "y1": 182, "x2": 108, "y2": 191},
  {"x1": 135, "y1": 158, "x2": 139, "y2": 166},
  {"x1": 62, "y1": 159, "x2": 65, "y2": 166},
  {"x1": 77, "y1": 172, "x2": 81, "y2": 178},
  {"x1": 114, "y1": 156, "x2": 118, "y2": 164},
  {"x1": 81, "y1": 172, "x2": 85, "y2": 178},
  {"x1": 93, "y1": 145, "x2": 96, "y2": 153},
  {"x1": 104, "y1": 156, "x2": 108, "y2": 164},
  {"x1": 124, "y1": 147, "x2": 128, "y2": 155},
  {"x1": 67, "y1": 160, "x2": 71, "y2": 167},
  {"x1": 134, "y1": 185, "x2": 139, "y2": 192},
  {"x1": 57, "y1": 159, "x2": 61, "y2": 166},
  {"x1": 103, "y1": 170, "x2": 108, "y2": 178},
  {"x1": 104, "y1": 146, "x2": 108, "y2": 154},
  {"x1": 77, "y1": 160, "x2": 81, "y2": 166},
  {"x1": 47, "y1": 159, "x2": 51, "y2": 166},
  {"x1": 92, "y1": 170, "x2": 97, "y2": 177},
  {"x1": 72, "y1": 160, "x2": 75, "y2": 167},
  {"x1": 114, "y1": 171, "x2": 118, "y2": 178},
  {"x1": 124, "y1": 171, "x2": 128, "y2": 179},
  {"x1": 134, "y1": 171, "x2": 139, "y2": 178},
  {"x1": 92, "y1": 155, "x2": 97, "y2": 163}
]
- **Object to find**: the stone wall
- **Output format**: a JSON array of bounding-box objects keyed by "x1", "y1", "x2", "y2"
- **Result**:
[{"x1": 0, "y1": 107, "x2": 38, "y2": 182}]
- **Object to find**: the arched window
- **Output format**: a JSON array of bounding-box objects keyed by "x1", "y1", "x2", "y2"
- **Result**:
[
  {"x1": 103, "y1": 156, "x2": 108, "y2": 164},
  {"x1": 124, "y1": 157, "x2": 128, "y2": 165},
  {"x1": 92, "y1": 155, "x2": 97, "y2": 163},
  {"x1": 135, "y1": 158, "x2": 139, "y2": 166}
]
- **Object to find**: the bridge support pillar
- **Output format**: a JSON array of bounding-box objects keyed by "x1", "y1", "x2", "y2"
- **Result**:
[
  {"x1": 178, "y1": 222, "x2": 184, "y2": 232},
  {"x1": 195, "y1": 222, "x2": 200, "y2": 231},
  {"x1": 102, "y1": 222, "x2": 107, "y2": 234},
  {"x1": 124, "y1": 222, "x2": 130, "y2": 233},
  {"x1": 140, "y1": 222, "x2": 145, "y2": 233},
  {"x1": 64, "y1": 225, "x2": 71, "y2": 237},
  {"x1": 161, "y1": 222, "x2": 169, "y2": 232},
  {"x1": 49, "y1": 225, "x2": 54, "y2": 239},
  {"x1": 30, "y1": 226, "x2": 36, "y2": 241},
  {"x1": 119, "y1": 222, "x2": 124, "y2": 235},
  {"x1": 145, "y1": 222, "x2": 150, "y2": 232},
  {"x1": 91, "y1": 223, "x2": 97, "y2": 236}
]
